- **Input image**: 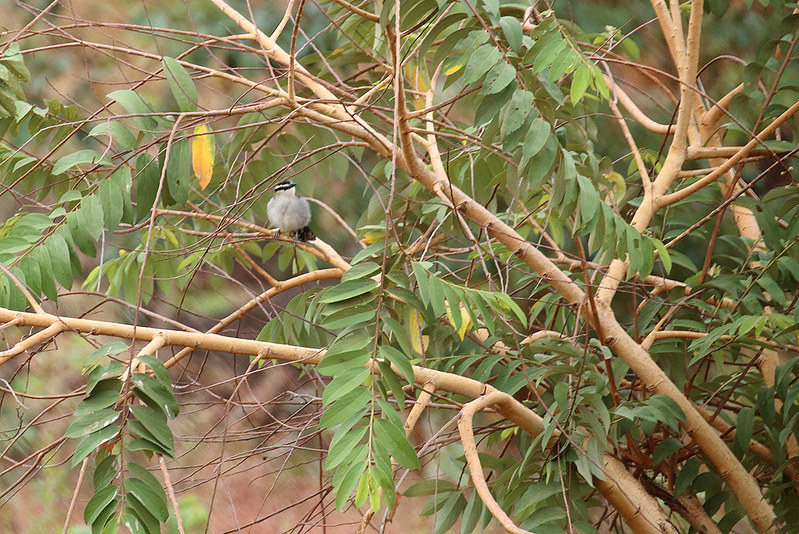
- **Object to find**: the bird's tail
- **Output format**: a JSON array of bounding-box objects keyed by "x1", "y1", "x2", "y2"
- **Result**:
[{"x1": 297, "y1": 226, "x2": 315, "y2": 241}]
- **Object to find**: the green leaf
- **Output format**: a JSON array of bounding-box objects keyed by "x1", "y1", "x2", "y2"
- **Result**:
[
  {"x1": 443, "y1": 284, "x2": 463, "y2": 331},
  {"x1": 3, "y1": 43, "x2": 31, "y2": 83},
  {"x1": 320, "y1": 278, "x2": 379, "y2": 303},
  {"x1": 756, "y1": 275, "x2": 786, "y2": 306},
  {"x1": 674, "y1": 456, "x2": 701, "y2": 496},
  {"x1": 31, "y1": 246, "x2": 58, "y2": 301},
  {"x1": 162, "y1": 57, "x2": 197, "y2": 113},
  {"x1": 98, "y1": 170, "x2": 127, "y2": 231},
  {"x1": 376, "y1": 397, "x2": 405, "y2": 430},
  {"x1": 96, "y1": 504, "x2": 120, "y2": 534},
  {"x1": 570, "y1": 64, "x2": 592, "y2": 106},
  {"x1": 87, "y1": 121, "x2": 137, "y2": 152},
  {"x1": 492, "y1": 293, "x2": 527, "y2": 323},
  {"x1": 333, "y1": 449, "x2": 368, "y2": 510},
  {"x1": 128, "y1": 437, "x2": 173, "y2": 457},
  {"x1": 522, "y1": 118, "x2": 551, "y2": 162},
  {"x1": 576, "y1": 175, "x2": 600, "y2": 229},
  {"x1": 499, "y1": 16, "x2": 523, "y2": 54},
  {"x1": 53, "y1": 149, "x2": 109, "y2": 175},
  {"x1": 733, "y1": 406, "x2": 754, "y2": 456},
  {"x1": 121, "y1": 510, "x2": 146, "y2": 534},
  {"x1": 126, "y1": 462, "x2": 162, "y2": 490},
  {"x1": 163, "y1": 137, "x2": 190, "y2": 206},
  {"x1": 462, "y1": 44, "x2": 503, "y2": 85},
  {"x1": 377, "y1": 360, "x2": 406, "y2": 411},
  {"x1": 65, "y1": 409, "x2": 120, "y2": 438},
  {"x1": 527, "y1": 135, "x2": 559, "y2": 186},
  {"x1": 107, "y1": 90, "x2": 157, "y2": 130},
  {"x1": 67, "y1": 209, "x2": 96, "y2": 257},
  {"x1": 93, "y1": 453, "x2": 118, "y2": 489},
  {"x1": 374, "y1": 418, "x2": 419, "y2": 469},
  {"x1": 419, "y1": 13, "x2": 467, "y2": 59},
  {"x1": 129, "y1": 405, "x2": 174, "y2": 451},
  {"x1": 648, "y1": 394, "x2": 686, "y2": 430},
  {"x1": 533, "y1": 37, "x2": 566, "y2": 73},
  {"x1": 322, "y1": 367, "x2": 371, "y2": 406},
  {"x1": 482, "y1": 62, "x2": 516, "y2": 94},
  {"x1": 317, "y1": 335, "x2": 371, "y2": 376},
  {"x1": 354, "y1": 469, "x2": 369, "y2": 509},
  {"x1": 85, "y1": 342, "x2": 129, "y2": 365},
  {"x1": 85, "y1": 361, "x2": 125, "y2": 393},
  {"x1": 341, "y1": 261, "x2": 380, "y2": 282},
  {"x1": 18, "y1": 256, "x2": 41, "y2": 298},
  {"x1": 319, "y1": 386, "x2": 370, "y2": 428},
  {"x1": 372, "y1": 463, "x2": 396, "y2": 509},
  {"x1": 45, "y1": 233, "x2": 73, "y2": 289},
  {"x1": 379, "y1": 345, "x2": 415, "y2": 384},
  {"x1": 411, "y1": 262, "x2": 431, "y2": 308},
  {"x1": 81, "y1": 195, "x2": 105, "y2": 240},
  {"x1": 84, "y1": 486, "x2": 119, "y2": 526},
  {"x1": 125, "y1": 477, "x2": 168, "y2": 522},
  {"x1": 433, "y1": 492, "x2": 467, "y2": 534},
  {"x1": 135, "y1": 354, "x2": 171, "y2": 387},
  {"x1": 352, "y1": 241, "x2": 385, "y2": 264},
  {"x1": 460, "y1": 491, "x2": 483, "y2": 534},
  {"x1": 651, "y1": 238, "x2": 672, "y2": 274},
  {"x1": 131, "y1": 373, "x2": 179, "y2": 418},
  {"x1": 503, "y1": 90, "x2": 534, "y2": 136},
  {"x1": 404, "y1": 479, "x2": 458, "y2": 497},
  {"x1": 125, "y1": 494, "x2": 160, "y2": 534},
  {"x1": 327, "y1": 425, "x2": 368, "y2": 471},
  {"x1": 73, "y1": 424, "x2": 120, "y2": 467},
  {"x1": 75, "y1": 383, "x2": 121, "y2": 418},
  {"x1": 320, "y1": 305, "x2": 376, "y2": 330},
  {"x1": 652, "y1": 437, "x2": 684, "y2": 465},
  {"x1": 135, "y1": 155, "x2": 161, "y2": 222}
]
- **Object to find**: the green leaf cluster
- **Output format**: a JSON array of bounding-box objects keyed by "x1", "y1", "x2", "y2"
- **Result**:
[{"x1": 68, "y1": 348, "x2": 179, "y2": 534}]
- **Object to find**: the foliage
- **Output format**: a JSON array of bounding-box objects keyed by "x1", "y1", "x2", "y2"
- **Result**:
[{"x1": 0, "y1": 0, "x2": 798, "y2": 532}]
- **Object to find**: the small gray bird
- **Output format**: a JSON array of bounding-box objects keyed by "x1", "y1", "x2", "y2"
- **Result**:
[{"x1": 267, "y1": 180, "x2": 314, "y2": 241}]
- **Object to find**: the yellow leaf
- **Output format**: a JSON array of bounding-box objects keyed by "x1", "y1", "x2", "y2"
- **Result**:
[
  {"x1": 444, "y1": 64, "x2": 463, "y2": 76},
  {"x1": 446, "y1": 303, "x2": 472, "y2": 340},
  {"x1": 404, "y1": 63, "x2": 429, "y2": 93},
  {"x1": 408, "y1": 309, "x2": 427, "y2": 354},
  {"x1": 360, "y1": 231, "x2": 384, "y2": 244},
  {"x1": 192, "y1": 124, "x2": 215, "y2": 190},
  {"x1": 404, "y1": 62, "x2": 430, "y2": 111},
  {"x1": 604, "y1": 171, "x2": 626, "y2": 203}
]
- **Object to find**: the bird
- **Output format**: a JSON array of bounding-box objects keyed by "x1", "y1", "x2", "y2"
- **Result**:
[{"x1": 267, "y1": 180, "x2": 314, "y2": 241}]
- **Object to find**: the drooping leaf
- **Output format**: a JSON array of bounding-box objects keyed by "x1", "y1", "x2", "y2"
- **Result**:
[
  {"x1": 72, "y1": 424, "x2": 120, "y2": 467},
  {"x1": 482, "y1": 61, "x2": 516, "y2": 94},
  {"x1": 320, "y1": 278, "x2": 379, "y2": 303},
  {"x1": 191, "y1": 124, "x2": 215, "y2": 190},
  {"x1": 499, "y1": 16, "x2": 523, "y2": 54},
  {"x1": 125, "y1": 476, "x2": 169, "y2": 522},
  {"x1": 84, "y1": 486, "x2": 119, "y2": 526},
  {"x1": 462, "y1": 44, "x2": 503, "y2": 85},
  {"x1": 106, "y1": 90, "x2": 157, "y2": 131},
  {"x1": 161, "y1": 57, "x2": 197, "y2": 112},
  {"x1": 322, "y1": 366, "x2": 371, "y2": 406},
  {"x1": 65, "y1": 409, "x2": 120, "y2": 438},
  {"x1": 135, "y1": 155, "x2": 160, "y2": 222},
  {"x1": 319, "y1": 386, "x2": 370, "y2": 428},
  {"x1": 53, "y1": 150, "x2": 110, "y2": 175},
  {"x1": 374, "y1": 418, "x2": 419, "y2": 469},
  {"x1": 131, "y1": 373, "x2": 179, "y2": 418}
]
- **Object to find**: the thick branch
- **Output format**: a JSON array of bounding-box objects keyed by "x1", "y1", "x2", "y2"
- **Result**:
[
  {"x1": 458, "y1": 392, "x2": 534, "y2": 534},
  {"x1": 596, "y1": 455, "x2": 680, "y2": 534}
]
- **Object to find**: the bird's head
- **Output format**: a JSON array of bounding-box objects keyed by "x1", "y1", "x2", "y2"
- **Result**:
[{"x1": 274, "y1": 180, "x2": 298, "y2": 195}]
